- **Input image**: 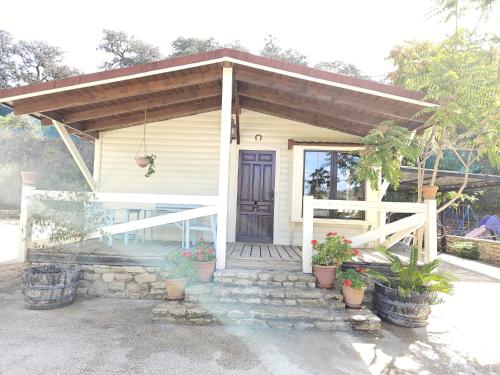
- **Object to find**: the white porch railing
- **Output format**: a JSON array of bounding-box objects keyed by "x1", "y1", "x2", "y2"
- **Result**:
[
  {"x1": 17, "y1": 187, "x2": 220, "y2": 263},
  {"x1": 301, "y1": 196, "x2": 437, "y2": 273}
]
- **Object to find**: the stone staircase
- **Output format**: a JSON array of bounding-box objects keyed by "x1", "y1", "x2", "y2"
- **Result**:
[{"x1": 152, "y1": 269, "x2": 381, "y2": 332}]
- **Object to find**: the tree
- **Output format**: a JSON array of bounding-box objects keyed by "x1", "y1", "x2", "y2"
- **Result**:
[
  {"x1": 431, "y1": 0, "x2": 497, "y2": 31},
  {"x1": 12, "y1": 40, "x2": 80, "y2": 85},
  {"x1": 0, "y1": 30, "x2": 16, "y2": 88},
  {"x1": 314, "y1": 61, "x2": 364, "y2": 78},
  {"x1": 98, "y1": 29, "x2": 161, "y2": 70},
  {"x1": 169, "y1": 36, "x2": 221, "y2": 57},
  {"x1": 260, "y1": 35, "x2": 308, "y2": 65}
]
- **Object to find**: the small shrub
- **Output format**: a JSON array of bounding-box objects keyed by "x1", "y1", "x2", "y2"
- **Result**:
[{"x1": 454, "y1": 242, "x2": 480, "y2": 260}]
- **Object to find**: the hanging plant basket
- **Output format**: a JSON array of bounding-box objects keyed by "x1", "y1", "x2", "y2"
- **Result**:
[{"x1": 135, "y1": 156, "x2": 150, "y2": 168}]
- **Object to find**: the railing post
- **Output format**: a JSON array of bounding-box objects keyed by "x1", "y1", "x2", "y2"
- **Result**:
[
  {"x1": 424, "y1": 198, "x2": 437, "y2": 262},
  {"x1": 378, "y1": 210, "x2": 386, "y2": 246},
  {"x1": 18, "y1": 183, "x2": 35, "y2": 262},
  {"x1": 215, "y1": 63, "x2": 233, "y2": 270},
  {"x1": 302, "y1": 196, "x2": 314, "y2": 274}
]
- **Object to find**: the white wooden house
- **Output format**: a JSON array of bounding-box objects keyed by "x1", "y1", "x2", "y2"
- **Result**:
[{"x1": 0, "y1": 49, "x2": 438, "y2": 272}]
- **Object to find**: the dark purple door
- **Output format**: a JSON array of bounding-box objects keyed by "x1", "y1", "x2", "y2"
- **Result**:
[{"x1": 236, "y1": 150, "x2": 275, "y2": 243}]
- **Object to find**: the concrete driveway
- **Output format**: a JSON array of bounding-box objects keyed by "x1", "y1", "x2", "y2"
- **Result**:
[{"x1": 0, "y1": 257, "x2": 499, "y2": 375}]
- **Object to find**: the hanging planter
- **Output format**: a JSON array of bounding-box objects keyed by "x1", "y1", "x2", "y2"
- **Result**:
[{"x1": 134, "y1": 109, "x2": 156, "y2": 177}]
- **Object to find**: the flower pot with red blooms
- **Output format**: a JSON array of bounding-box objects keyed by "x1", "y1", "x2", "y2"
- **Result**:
[
  {"x1": 337, "y1": 268, "x2": 367, "y2": 308},
  {"x1": 192, "y1": 243, "x2": 216, "y2": 282},
  {"x1": 311, "y1": 232, "x2": 360, "y2": 289},
  {"x1": 162, "y1": 249, "x2": 196, "y2": 300}
]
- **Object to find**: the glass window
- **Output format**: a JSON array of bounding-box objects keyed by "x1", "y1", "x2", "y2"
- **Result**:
[{"x1": 303, "y1": 151, "x2": 365, "y2": 220}]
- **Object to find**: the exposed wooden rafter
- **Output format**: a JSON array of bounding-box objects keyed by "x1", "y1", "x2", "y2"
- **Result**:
[
  {"x1": 287, "y1": 139, "x2": 364, "y2": 150},
  {"x1": 13, "y1": 68, "x2": 222, "y2": 115}
]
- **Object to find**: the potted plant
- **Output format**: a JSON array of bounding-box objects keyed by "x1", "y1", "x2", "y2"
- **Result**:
[
  {"x1": 21, "y1": 171, "x2": 39, "y2": 186},
  {"x1": 337, "y1": 267, "x2": 367, "y2": 308},
  {"x1": 422, "y1": 185, "x2": 439, "y2": 200},
  {"x1": 135, "y1": 154, "x2": 156, "y2": 177},
  {"x1": 368, "y1": 246, "x2": 456, "y2": 327},
  {"x1": 162, "y1": 249, "x2": 196, "y2": 300},
  {"x1": 311, "y1": 232, "x2": 360, "y2": 289},
  {"x1": 192, "y1": 243, "x2": 216, "y2": 282}
]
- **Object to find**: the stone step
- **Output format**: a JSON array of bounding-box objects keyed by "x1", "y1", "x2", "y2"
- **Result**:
[
  {"x1": 185, "y1": 284, "x2": 344, "y2": 308},
  {"x1": 226, "y1": 258, "x2": 302, "y2": 271},
  {"x1": 214, "y1": 269, "x2": 317, "y2": 288},
  {"x1": 151, "y1": 300, "x2": 380, "y2": 332}
]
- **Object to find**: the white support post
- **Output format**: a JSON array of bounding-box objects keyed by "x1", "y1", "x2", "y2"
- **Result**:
[
  {"x1": 424, "y1": 198, "x2": 438, "y2": 262},
  {"x1": 378, "y1": 210, "x2": 386, "y2": 245},
  {"x1": 302, "y1": 196, "x2": 314, "y2": 273},
  {"x1": 216, "y1": 64, "x2": 233, "y2": 270},
  {"x1": 53, "y1": 121, "x2": 97, "y2": 192},
  {"x1": 18, "y1": 184, "x2": 35, "y2": 262}
]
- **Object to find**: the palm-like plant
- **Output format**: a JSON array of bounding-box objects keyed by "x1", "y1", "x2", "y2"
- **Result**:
[{"x1": 368, "y1": 246, "x2": 456, "y2": 304}]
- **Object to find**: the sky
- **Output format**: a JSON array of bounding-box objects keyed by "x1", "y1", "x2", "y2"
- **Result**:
[{"x1": 2, "y1": 0, "x2": 499, "y2": 79}]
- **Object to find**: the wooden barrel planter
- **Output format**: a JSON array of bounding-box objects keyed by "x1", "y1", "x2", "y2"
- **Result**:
[
  {"x1": 21, "y1": 264, "x2": 81, "y2": 310},
  {"x1": 373, "y1": 282, "x2": 432, "y2": 328}
]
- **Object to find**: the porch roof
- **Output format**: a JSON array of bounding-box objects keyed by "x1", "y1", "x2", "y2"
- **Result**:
[{"x1": 0, "y1": 48, "x2": 435, "y2": 140}]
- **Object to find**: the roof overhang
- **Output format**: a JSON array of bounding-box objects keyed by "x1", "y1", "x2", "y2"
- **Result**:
[{"x1": 0, "y1": 48, "x2": 436, "y2": 140}]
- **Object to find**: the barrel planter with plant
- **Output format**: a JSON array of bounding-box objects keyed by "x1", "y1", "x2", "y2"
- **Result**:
[
  {"x1": 368, "y1": 246, "x2": 456, "y2": 327},
  {"x1": 162, "y1": 249, "x2": 196, "y2": 300},
  {"x1": 312, "y1": 232, "x2": 360, "y2": 289},
  {"x1": 21, "y1": 264, "x2": 81, "y2": 310}
]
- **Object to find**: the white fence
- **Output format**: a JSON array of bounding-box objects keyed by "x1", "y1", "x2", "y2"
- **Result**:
[
  {"x1": 17, "y1": 187, "x2": 220, "y2": 262},
  {"x1": 301, "y1": 196, "x2": 437, "y2": 273}
]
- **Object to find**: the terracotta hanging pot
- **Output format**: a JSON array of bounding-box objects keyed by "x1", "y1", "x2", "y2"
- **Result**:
[
  {"x1": 342, "y1": 285, "x2": 366, "y2": 308},
  {"x1": 193, "y1": 261, "x2": 216, "y2": 282},
  {"x1": 422, "y1": 185, "x2": 439, "y2": 200},
  {"x1": 313, "y1": 265, "x2": 337, "y2": 289},
  {"x1": 135, "y1": 156, "x2": 150, "y2": 168},
  {"x1": 164, "y1": 278, "x2": 188, "y2": 300},
  {"x1": 21, "y1": 171, "x2": 39, "y2": 186}
]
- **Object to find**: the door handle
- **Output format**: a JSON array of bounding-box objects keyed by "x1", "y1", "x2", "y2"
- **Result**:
[{"x1": 252, "y1": 201, "x2": 258, "y2": 211}]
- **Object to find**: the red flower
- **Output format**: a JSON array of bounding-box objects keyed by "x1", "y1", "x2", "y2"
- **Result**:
[
  {"x1": 311, "y1": 239, "x2": 318, "y2": 246},
  {"x1": 343, "y1": 279, "x2": 352, "y2": 287},
  {"x1": 343, "y1": 239, "x2": 353, "y2": 244},
  {"x1": 196, "y1": 253, "x2": 204, "y2": 261},
  {"x1": 326, "y1": 231, "x2": 337, "y2": 237},
  {"x1": 355, "y1": 265, "x2": 366, "y2": 273},
  {"x1": 353, "y1": 248, "x2": 360, "y2": 257},
  {"x1": 207, "y1": 249, "x2": 213, "y2": 255},
  {"x1": 181, "y1": 251, "x2": 192, "y2": 258}
]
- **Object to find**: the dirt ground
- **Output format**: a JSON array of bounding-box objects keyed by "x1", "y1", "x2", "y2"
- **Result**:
[{"x1": 0, "y1": 256, "x2": 499, "y2": 375}]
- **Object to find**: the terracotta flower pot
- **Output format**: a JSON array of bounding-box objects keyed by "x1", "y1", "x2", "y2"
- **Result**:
[
  {"x1": 313, "y1": 265, "x2": 337, "y2": 289},
  {"x1": 422, "y1": 185, "x2": 439, "y2": 200},
  {"x1": 21, "y1": 171, "x2": 39, "y2": 186},
  {"x1": 342, "y1": 285, "x2": 366, "y2": 308},
  {"x1": 193, "y1": 260, "x2": 216, "y2": 282},
  {"x1": 164, "y1": 278, "x2": 188, "y2": 300},
  {"x1": 135, "y1": 156, "x2": 150, "y2": 168}
]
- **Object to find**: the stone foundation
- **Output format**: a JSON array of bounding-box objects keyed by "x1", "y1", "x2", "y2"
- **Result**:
[{"x1": 446, "y1": 235, "x2": 500, "y2": 266}]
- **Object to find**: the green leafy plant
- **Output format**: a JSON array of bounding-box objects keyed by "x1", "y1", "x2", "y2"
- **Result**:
[
  {"x1": 452, "y1": 241, "x2": 479, "y2": 260},
  {"x1": 368, "y1": 246, "x2": 456, "y2": 303},
  {"x1": 312, "y1": 231, "x2": 360, "y2": 267},
  {"x1": 163, "y1": 249, "x2": 196, "y2": 279},
  {"x1": 144, "y1": 154, "x2": 156, "y2": 177},
  {"x1": 192, "y1": 243, "x2": 216, "y2": 262},
  {"x1": 337, "y1": 268, "x2": 367, "y2": 289}
]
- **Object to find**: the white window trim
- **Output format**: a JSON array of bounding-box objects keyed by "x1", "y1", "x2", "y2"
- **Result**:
[{"x1": 290, "y1": 145, "x2": 375, "y2": 226}]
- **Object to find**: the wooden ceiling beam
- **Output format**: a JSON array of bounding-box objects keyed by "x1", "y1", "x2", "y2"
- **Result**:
[
  {"x1": 59, "y1": 84, "x2": 222, "y2": 123},
  {"x1": 235, "y1": 68, "x2": 422, "y2": 121},
  {"x1": 239, "y1": 83, "x2": 387, "y2": 128},
  {"x1": 240, "y1": 97, "x2": 368, "y2": 137},
  {"x1": 39, "y1": 113, "x2": 99, "y2": 139},
  {"x1": 80, "y1": 97, "x2": 222, "y2": 132},
  {"x1": 13, "y1": 68, "x2": 222, "y2": 115}
]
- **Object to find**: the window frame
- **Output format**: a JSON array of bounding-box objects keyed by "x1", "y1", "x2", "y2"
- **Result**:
[{"x1": 290, "y1": 145, "x2": 374, "y2": 225}]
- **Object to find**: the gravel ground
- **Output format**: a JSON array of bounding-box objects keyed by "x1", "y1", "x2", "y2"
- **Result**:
[{"x1": 0, "y1": 257, "x2": 499, "y2": 375}]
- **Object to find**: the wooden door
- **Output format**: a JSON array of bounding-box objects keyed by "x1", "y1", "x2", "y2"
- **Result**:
[{"x1": 236, "y1": 150, "x2": 275, "y2": 243}]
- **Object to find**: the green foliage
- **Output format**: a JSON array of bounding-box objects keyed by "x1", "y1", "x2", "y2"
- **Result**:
[
  {"x1": 144, "y1": 154, "x2": 156, "y2": 178},
  {"x1": 314, "y1": 61, "x2": 364, "y2": 78},
  {"x1": 368, "y1": 247, "x2": 456, "y2": 303},
  {"x1": 163, "y1": 250, "x2": 196, "y2": 279},
  {"x1": 98, "y1": 29, "x2": 161, "y2": 70},
  {"x1": 31, "y1": 192, "x2": 102, "y2": 245},
  {"x1": 260, "y1": 35, "x2": 308, "y2": 65},
  {"x1": 355, "y1": 121, "x2": 422, "y2": 190},
  {"x1": 312, "y1": 232, "x2": 358, "y2": 267},
  {"x1": 452, "y1": 241, "x2": 480, "y2": 259},
  {"x1": 337, "y1": 268, "x2": 366, "y2": 289}
]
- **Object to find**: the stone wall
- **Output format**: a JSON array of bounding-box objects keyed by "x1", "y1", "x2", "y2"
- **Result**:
[
  {"x1": 446, "y1": 235, "x2": 500, "y2": 266},
  {"x1": 77, "y1": 265, "x2": 165, "y2": 299}
]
